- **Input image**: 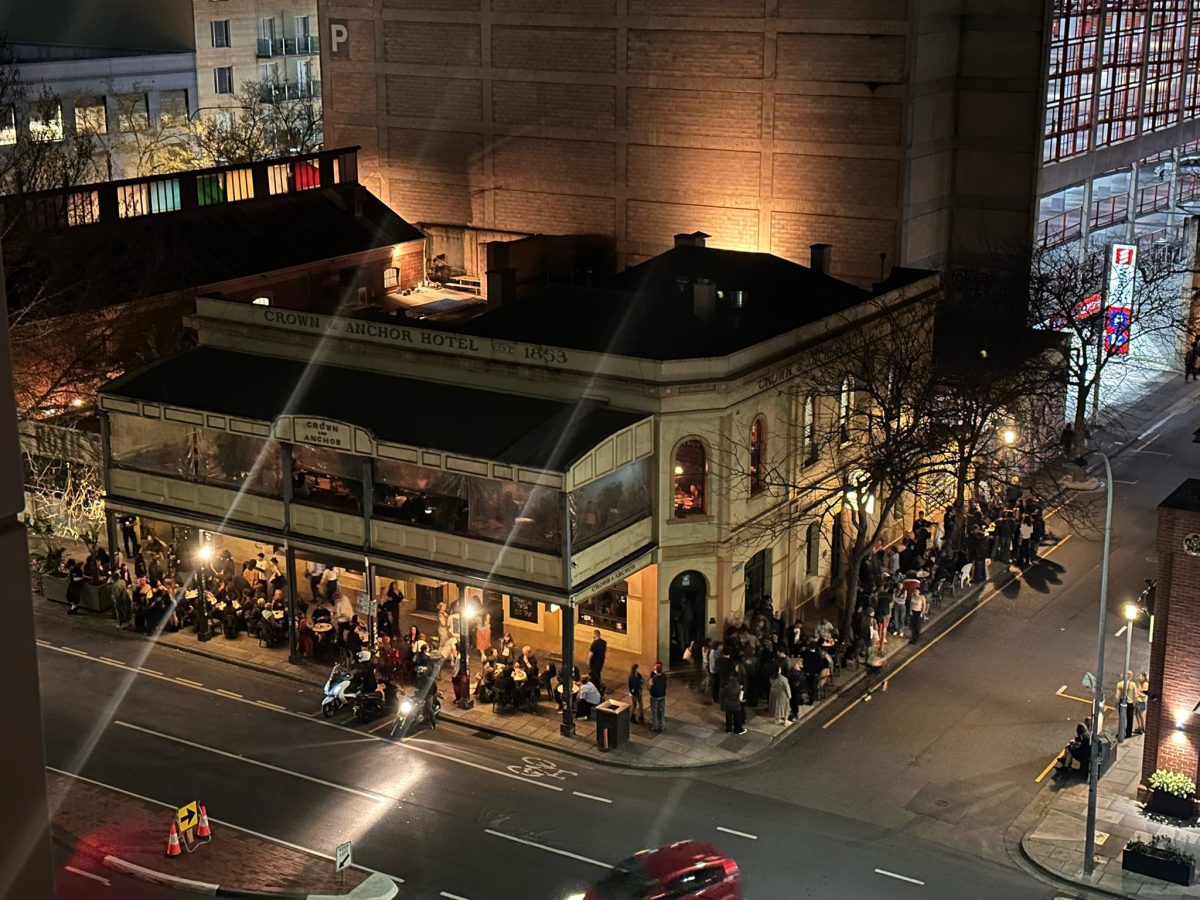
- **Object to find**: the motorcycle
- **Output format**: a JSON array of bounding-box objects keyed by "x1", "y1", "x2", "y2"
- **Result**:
[
  {"x1": 390, "y1": 687, "x2": 441, "y2": 738},
  {"x1": 352, "y1": 686, "x2": 387, "y2": 723},
  {"x1": 321, "y1": 663, "x2": 359, "y2": 718}
]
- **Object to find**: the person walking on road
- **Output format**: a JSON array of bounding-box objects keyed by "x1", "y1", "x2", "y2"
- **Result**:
[
  {"x1": 587, "y1": 629, "x2": 607, "y2": 688},
  {"x1": 769, "y1": 666, "x2": 792, "y2": 725},
  {"x1": 909, "y1": 590, "x2": 926, "y2": 644},
  {"x1": 721, "y1": 670, "x2": 746, "y2": 735},
  {"x1": 648, "y1": 661, "x2": 667, "y2": 733},
  {"x1": 628, "y1": 662, "x2": 645, "y2": 725}
]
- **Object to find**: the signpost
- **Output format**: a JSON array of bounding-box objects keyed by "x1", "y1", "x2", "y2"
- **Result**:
[
  {"x1": 176, "y1": 801, "x2": 198, "y2": 834},
  {"x1": 335, "y1": 840, "x2": 352, "y2": 886}
]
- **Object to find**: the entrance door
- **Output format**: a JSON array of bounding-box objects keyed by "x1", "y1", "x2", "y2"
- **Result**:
[
  {"x1": 668, "y1": 571, "x2": 706, "y2": 668},
  {"x1": 744, "y1": 549, "x2": 770, "y2": 618}
]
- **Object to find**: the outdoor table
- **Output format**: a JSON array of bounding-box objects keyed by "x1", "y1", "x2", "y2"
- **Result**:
[
  {"x1": 273, "y1": 610, "x2": 285, "y2": 620},
  {"x1": 512, "y1": 667, "x2": 528, "y2": 683},
  {"x1": 313, "y1": 622, "x2": 333, "y2": 634}
]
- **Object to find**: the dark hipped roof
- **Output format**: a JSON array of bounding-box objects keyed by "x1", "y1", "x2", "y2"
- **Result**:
[
  {"x1": 1161, "y1": 479, "x2": 1200, "y2": 514},
  {"x1": 448, "y1": 245, "x2": 919, "y2": 360},
  {"x1": 4, "y1": 186, "x2": 423, "y2": 312},
  {"x1": 102, "y1": 348, "x2": 643, "y2": 471}
]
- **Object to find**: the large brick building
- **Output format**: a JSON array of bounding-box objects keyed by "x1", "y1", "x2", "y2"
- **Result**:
[
  {"x1": 316, "y1": 0, "x2": 1046, "y2": 285},
  {"x1": 1141, "y1": 479, "x2": 1200, "y2": 793}
]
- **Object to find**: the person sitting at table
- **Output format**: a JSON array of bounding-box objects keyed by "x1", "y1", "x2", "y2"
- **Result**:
[
  {"x1": 815, "y1": 618, "x2": 837, "y2": 644},
  {"x1": 576, "y1": 675, "x2": 602, "y2": 719},
  {"x1": 518, "y1": 645, "x2": 538, "y2": 676},
  {"x1": 499, "y1": 632, "x2": 516, "y2": 659},
  {"x1": 539, "y1": 661, "x2": 557, "y2": 702},
  {"x1": 311, "y1": 602, "x2": 333, "y2": 626},
  {"x1": 475, "y1": 660, "x2": 497, "y2": 702},
  {"x1": 496, "y1": 664, "x2": 516, "y2": 708}
]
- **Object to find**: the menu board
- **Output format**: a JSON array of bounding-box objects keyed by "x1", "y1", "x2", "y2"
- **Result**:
[{"x1": 509, "y1": 595, "x2": 539, "y2": 624}]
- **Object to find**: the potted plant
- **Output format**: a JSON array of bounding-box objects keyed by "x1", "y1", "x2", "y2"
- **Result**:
[
  {"x1": 1148, "y1": 768, "x2": 1197, "y2": 820},
  {"x1": 1123, "y1": 836, "x2": 1195, "y2": 886},
  {"x1": 31, "y1": 541, "x2": 68, "y2": 601},
  {"x1": 76, "y1": 525, "x2": 112, "y2": 612}
]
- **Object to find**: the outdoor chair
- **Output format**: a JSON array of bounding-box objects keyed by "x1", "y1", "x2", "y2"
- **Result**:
[{"x1": 957, "y1": 563, "x2": 972, "y2": 592}]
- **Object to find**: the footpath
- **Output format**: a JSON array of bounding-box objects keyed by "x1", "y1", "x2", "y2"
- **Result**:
[
  {"x1": 1016, "y1": 370, "x2": 1200, "y2": 898},
  {"x1": 48, "y1": 769, "x2": 396, "y2": 899}
]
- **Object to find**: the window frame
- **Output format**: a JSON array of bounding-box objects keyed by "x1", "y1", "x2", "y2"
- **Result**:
[
  {"x1": 801, "y1": 395, "x2": 817, "y2": 467},
  {"x1": 749, "y1": 415, "x2": 767, "y2": 497},
  {"x1": 838, "y1": 377, "x2": 853, "y2": 445},
  {"x1": 805, "y1": 522, "x2": 821, "y2": 577},
  {"x1": 671, "y1": 436, "x2": 709, "y2": 519},
  {"x1": 211, "y1": 19, "x2": 231, "y2": 49},
  {"x1": 214, "y1": 66, "x2": 234, "y2": 95}
]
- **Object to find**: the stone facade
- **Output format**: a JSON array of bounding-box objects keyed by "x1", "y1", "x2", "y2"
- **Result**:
[
  {"x1": 1141, "y1": 480, "x2": 1200, "y2": 792},
  {"x1": 318, "y1": 1, "x2": 1045, "y2": 284}
]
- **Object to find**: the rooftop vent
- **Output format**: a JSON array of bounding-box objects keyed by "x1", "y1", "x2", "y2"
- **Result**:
[
  {"x1": 810, "y1": 243, "x2": 832, "y2": 276},
  {"x1": 674, "y1": 230, "x2": 710, "y2": 249},
  {"x1": 693, "y1": 276, "x2": 716, "y2": 325}
]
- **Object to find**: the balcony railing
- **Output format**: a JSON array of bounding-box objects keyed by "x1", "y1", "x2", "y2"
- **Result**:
[
  {"x1": 258, "y1": 79, "x2": 321, "y2": 103},
  {"x1": 256, "y1": 36, "x2": 319, "y2": 58}
]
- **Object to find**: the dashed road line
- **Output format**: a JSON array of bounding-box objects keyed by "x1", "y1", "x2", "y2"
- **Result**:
[
  {"x1": 98, "y1": 656, "x2": 125, "y2": 666},
  {"x1": 137, "y1": 667, "x2": 163, "y2": 676},
  {"x1": 114, "y1": 721, "x2": 391, "y2": 803},
  {"x1": 64, "y1": 865, "x2": 110, "y2": 886},
  {"x1": 1115, "y1": 625, "x2": 1127, "y2": 637},
  {"x1": 875, "y1": 868, "x2": 925, "y2": 886},
  {"x1": 59, "y1": 646, "x2": 88, "y2": 657},
  {"x1": 440, "y1": 893, "x2": 471, "y2": 900},
  {"x1": 175, "y1": 677, "x2": 203, "y2": 688},
  {"x1": 572, "y1": 791, "x2": 613, "y2": 804},
  {"x1": 216, "y1": 689, "x2": 243, "y2": 699},
  {"x1": 483, "y1": 829, "x2": 612, "y2": 869},
  {"x1": 716, "y1": 826, "x2": 757, "y2": 840},
  {"x1": 254, "y1": 700, "x2": 288, "y2": 711},
  {"x1": 36, "y1": 639, "x2": 52, "y2": 647}
]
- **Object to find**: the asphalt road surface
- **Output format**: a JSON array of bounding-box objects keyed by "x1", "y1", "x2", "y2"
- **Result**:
[{"x1": 42, "y1": 396, "x2": 1196, "y2": 900}]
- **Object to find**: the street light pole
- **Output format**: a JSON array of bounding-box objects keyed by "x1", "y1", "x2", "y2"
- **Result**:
[
  {"x1": 196, "y1": 543, "x2": 213, "y2": 643},
  {"x1": 1082, "y1": 449, "x2": 1114, "y2": 876},
  {"x1": 1118, "y1": 602, "x2": 1137, "y2": 744}
]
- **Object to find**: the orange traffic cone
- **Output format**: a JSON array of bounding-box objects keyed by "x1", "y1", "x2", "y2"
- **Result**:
[
  {"x1": 165, "y1": 823, "x2": 181, "y2": 857},
  {"x1": 196, "y1": 805, "x2": 212, "y2": 840}
]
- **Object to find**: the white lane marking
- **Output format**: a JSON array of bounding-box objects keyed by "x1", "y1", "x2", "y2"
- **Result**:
[
  {"x1": 1056, "y1": 685, "x2": 1068, "y2": 696},
  {"x1": 64, "y1": 865, "x2": 110, "y2": 885},
  {"x1": 1115, "y1": 625, "x2": 1127, "y2": 637},
  {"x1": 1133, "y1": 448, "x2": 1172, "y2": 457},
  {"x1": 440, "y1": 893, "x2": 472, "y2": 900},
  {"x1": 60, "y1": 646, "x2": 88, "y2": 657},
  {"x1": 98, "y1": 657, "x2": 125, "y2": 666},
  {"x1": 875, "y1": 868, "x2": 925, "y2": 886},
  {"x1": 1138, "y1": 433, "x2": 1161, "y2": 450},
  {"x1": 40, "y1": 644, "x2": 563, "y2": 794},
  {"x1": 47, "y1": 768, "x2": 403, "y2": 884},
  {"x1": 113, "y1": 721, "x2": 390, "y2": 803},
  {"x1": 572, "y1": 791, "x2": 613, "y2": 804},
  {"x1": 175, "y1": 677, "x2": 203, "y2": 687},
  {"x1": 1113, "y1": 479, "x2": 1139, "y2": 485},
  {"x1": 716, "y1": 826, "x2": 758, "y2": 840},
  {"x1": 367, "y1": 718, "x2": 394, "y2": 734},
  {"x1": 216, "y1": 689, "x2": 243, "y2": 699},
  {"x1": 484, "y1": 829, "x2": 612, "y2": 869},
  {"x1": 36, "y1": 639, "x2": 52, "y2": 647}
]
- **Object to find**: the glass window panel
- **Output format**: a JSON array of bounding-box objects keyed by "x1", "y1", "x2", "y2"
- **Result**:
[
  {"x1": 74, "y1": 97, "x2": 107, "y2": 135},
  {"x1": 578, "y1": 580, "x2": 627, "y2": 633},
  {"x1": 291, "y1": 444, "x2": 363, "y2": 513},
  {"x1": 571, "y1": 458, "x2": 651, "y2": 549},
  {"x1": 673, "y1": 439, "x2": 706, "y2": 517}
]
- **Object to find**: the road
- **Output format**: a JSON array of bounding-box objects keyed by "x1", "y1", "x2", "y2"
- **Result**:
[{"x1": 41, "y1": 396, "x2": 1196, "y2": 900}]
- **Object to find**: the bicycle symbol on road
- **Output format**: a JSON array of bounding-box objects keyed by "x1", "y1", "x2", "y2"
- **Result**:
[{"x1": 507, "y1": 756, "x2": 578, "y2": 780}]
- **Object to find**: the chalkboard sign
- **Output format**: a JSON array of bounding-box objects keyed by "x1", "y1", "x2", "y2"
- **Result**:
[{"x1": 509, "y1": 595, "x2": 539, "y2": 624}]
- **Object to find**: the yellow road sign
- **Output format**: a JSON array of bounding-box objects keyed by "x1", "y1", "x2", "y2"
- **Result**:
[{"x1": 177, "y1": 801, "x2": 199, "y2": 833}]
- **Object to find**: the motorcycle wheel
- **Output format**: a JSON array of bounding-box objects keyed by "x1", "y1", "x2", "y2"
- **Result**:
[{"x1": 322, "y1": 700, "x2": 339, "y2": 719}]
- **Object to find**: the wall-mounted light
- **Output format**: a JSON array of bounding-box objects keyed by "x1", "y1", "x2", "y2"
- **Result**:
[
  {"x1": 673, "y1": 464, "x2": 684, "y2": 476},
  {"x1": 252, "y1": 296, "x2": 271, "y2": 306}
]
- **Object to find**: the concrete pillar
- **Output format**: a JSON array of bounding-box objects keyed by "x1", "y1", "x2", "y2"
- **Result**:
[{"x1": 0, "y1": 240, "x2": 55, "y2": 900}]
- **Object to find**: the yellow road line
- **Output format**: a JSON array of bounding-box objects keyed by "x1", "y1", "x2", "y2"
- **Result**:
[
  {"x1": 1054, "y1": 685, "x2": 1113, "y2": 711},
  {"x1": 98, "y1": 657, "x2": 126, "y2": 666},
  {"x1": 1035, "y1": 755, "x2": 1062, "y2": 783},
  {"x1": 255, "y1": 700, "x2": 287, "y2": 711},
  {"x1": 217, "y1": 689, "x2": 243, "y2": 699},
  {"x1": 823, "y1": 535, "x2": 1073, "y2": 730}
]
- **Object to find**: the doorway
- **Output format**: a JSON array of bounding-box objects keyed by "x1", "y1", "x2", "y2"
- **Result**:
[
  {"x1": 744, "y1": 549, "x2": 770, "y2": 619},
  {"x1": 668, "y1": 571, "x2": 706, "y2": 668}
]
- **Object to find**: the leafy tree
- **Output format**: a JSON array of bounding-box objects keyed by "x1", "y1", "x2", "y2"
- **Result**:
[{"x1": 190, "y1": 79, "x2": 322, "y2": 165}]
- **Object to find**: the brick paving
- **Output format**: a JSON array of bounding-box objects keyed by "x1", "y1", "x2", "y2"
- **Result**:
[
  {"x1": 1023, "y1": 735, "x2": 1200, "y2": 897},
  {"x1": 47, "y1": 769, "x2": 366, "y2": 895}
]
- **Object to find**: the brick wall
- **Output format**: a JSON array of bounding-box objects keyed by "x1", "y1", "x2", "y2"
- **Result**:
[
  {"x1": 384, "y1": 76, "x2": 481, "y2": 122},
  {"x1": 770, "y1": 211, "x2": 896, "y2": 282},
  {"x1": 493, "y1": 137, "x2": 616, "y2": 190},
  {"x1": 627, "y1": 30, "x2": 765, "y2": 78},
  {"x1": 773, "y1": 94, "x2": 902, "y2": 145},
  {"x1": 397, "y1": 243, "x2": 424, "y2": 288},
  {"x1": 778, "y1": 0, "x2": 906, "y2": 19},
  {"x1": 328, "y1": 73, "x2": 377, "y2": 117},
  {"x1": 492, "y1": 81, "x2": 616, "y2": 129},
  {"x1": 627, "y1": 88, "x2": 762, "y2": 139},
  {"x1": 387, "y1": 129, "x2": 483, "y2": 184},
  {"x1": 626, "y1": 200, "x2": 759, "y2": 252},
  {"x1": 382, "y1": 22, "x2": 481, "y2": 66},
  {"x1": 492, "y1": 26, "x2": 616, "y2": 73},
  {"x1": 629, "y1": 0, "x2": 764, "y2": 14},
  {"x1": 1142, "y1": 497, "x2": 1200, "y2": 791},
  {"x1": 494, "y1": 190, "x2": 615, "y2": 235},
  {"x1": 387, "y1": 179, "x2": 477, "y2": 225},
  {"x1": 627, "y1": 145, "x2": 760, "y2": 207},
  {"x1": 772, "y1": 154, "x2": 900, "y2": 206},
  {"x1": 776, "y1": 33, "x2": 906, "y2": 83}
]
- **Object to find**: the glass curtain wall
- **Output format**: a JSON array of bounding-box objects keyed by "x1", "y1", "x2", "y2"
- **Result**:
[{"x1": 570, "y1": 458, "x2": 652, "y2": 550}]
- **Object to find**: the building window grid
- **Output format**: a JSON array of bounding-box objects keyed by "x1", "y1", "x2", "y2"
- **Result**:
[
  {"x1": 1142, "y1": 1, "x2": 1188, "y2": 132},
  {"x1": 1044, "y1": 2, "x2": 1099, "y2": 163},
  {"x1": 1095, "y1": 7, "x2": 1147, "y2": 148},
  {"x1": 1186, "y1": 19, "x2": 1200, "y2": 119}
]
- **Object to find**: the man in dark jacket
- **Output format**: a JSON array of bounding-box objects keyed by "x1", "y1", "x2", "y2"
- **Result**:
[
  {"x1": 721, "y1": 672, "x2": 745, "y2": 734},
  {"x1": 648, "y1": 662, "x2": 667, "y2": 733}
]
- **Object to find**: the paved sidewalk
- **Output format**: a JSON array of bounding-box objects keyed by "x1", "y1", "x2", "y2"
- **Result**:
[
  {"x1": 47, "y1": 769, "x2": 393, "y2": 898},
  {"x1": 1021, "y1": 734, "x2": 1200, "y2": 898}
]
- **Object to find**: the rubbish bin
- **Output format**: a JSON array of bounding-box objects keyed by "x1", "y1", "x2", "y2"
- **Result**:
[{"x1": 594, "y1": 699, "x2": 631, "y2": 751}]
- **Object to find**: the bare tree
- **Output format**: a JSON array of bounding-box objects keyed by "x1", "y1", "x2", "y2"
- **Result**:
[
  {"x1": 189, "y1": 79, "x2": 322, "y2": 165},
  {"x1": 90, "y1": 85, "x2": 196, "y2": 179},
  {"x1": 1027, "y1": 241, "x2": 1185, "y2": 457}
]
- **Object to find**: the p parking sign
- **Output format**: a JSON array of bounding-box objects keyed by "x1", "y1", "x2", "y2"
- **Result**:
[{"x1": 329, "y1": 19, "x2": 350, "y2": 59}]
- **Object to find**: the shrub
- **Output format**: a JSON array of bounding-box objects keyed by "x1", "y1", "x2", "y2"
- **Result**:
[
  {"x1": 1127, "y1": 836, "x2": 1195, "y2": 866},
  {"x1": 1150, "y1": 768, "x2": 1197, "y2": 799}
]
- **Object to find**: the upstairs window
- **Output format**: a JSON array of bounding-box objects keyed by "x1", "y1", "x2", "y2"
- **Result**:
[
  {"x1": 672, "y1": 438, "x2": 707, "y2": 518},
  {"x1": 0, "y1": 106, "x2": 15, "y2": 145},
  {"x1": 749, "y1": 416, "x2": 766, "y2": 496},
  {"x1": 28, "y1": 100, "x2": 63, "y2": 142},
  {"x1": 211, "y1": 20, "x2": 231, "y2": 48},
  {"x1": 214, "y1": 66, "x2": 234, "y2": 95},
  {"x1": 838, "y1": 377, "x2": 853, "y2": 445},
  {"x1": 802, "y1": 396, "x2": 817, "y2": 466},
  {"x1": 117, "y1": 94, "x2": 149, "y2": 133},
  {"x1": 74, "y1": 97, "x2": 107, "y2": 135}
]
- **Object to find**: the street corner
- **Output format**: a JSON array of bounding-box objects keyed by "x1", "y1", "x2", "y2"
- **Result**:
[{"x1": 46, "y1": 769, "x2": 370, "y2": 897}]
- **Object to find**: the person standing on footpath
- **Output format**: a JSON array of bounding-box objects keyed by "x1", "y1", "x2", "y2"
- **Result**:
[
  {"x1": 707, "y1": 640, "x2": 722, "y2": 704},
  {"x1": 769, "y1": 665, "x2": 792, "y2": 725},
  {"x1": 587, "y1": 628, "x2": 607, "y2": 688},
  {"x1": 1116, "y1": 671, "x2": 1137, "y2": 739},
  {"x1": 721, "y1": 670, "x2": 747, "y2": 735},
  {"x1": 111, "y1": 569, "x2": 132, "y2": 630},
  {"x1": 628, "y1": 662, "x2": 645, "y2": 725},
  {"x1": 1135, "y1": 672, "x2": 1149, "y2": 735},
  {"x1": 648, "y1": 661, "x2": 667, "y2": 733},
  {"x1": 909, "y1": 590, "x2": 926, "y2": 643}
]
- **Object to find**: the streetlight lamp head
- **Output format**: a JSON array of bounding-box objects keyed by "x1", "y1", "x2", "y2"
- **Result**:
[
  {"x1": 464, "y1": 602, "x2": 478, "y2": 618},
  {"x1": 197, "y1": 545, "x2": 213, "y2": 562},
  {"x1": 1002, "y1": 427, "x2": 1017, "y2": 446},
  {"x1": 1124, "y1": 601, "x2": 1140, "y2": 621}
]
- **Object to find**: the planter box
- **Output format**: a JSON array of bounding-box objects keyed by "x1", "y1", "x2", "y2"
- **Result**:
[
  {"x1": 79, "y1": 582, "x2": 112, "y2": 613},
  {"x1": 1123, "y1": 846, "x2": 1195, "y2": 886},
  {"x1": 1148, "y1": 789, "x2": 1196, "y2": 821},
  {"x1": 41, "y1": 574, "x2": 69, "y2": 603}
]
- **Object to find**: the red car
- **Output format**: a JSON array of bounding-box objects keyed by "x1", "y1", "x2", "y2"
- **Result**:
[{"x1": 578, "y1": 840, "x2": 740, "y2": 900}]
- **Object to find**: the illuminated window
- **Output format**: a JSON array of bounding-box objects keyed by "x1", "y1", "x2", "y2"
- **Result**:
[
  {"x1": 74, "y1": 97, "x2": 107, "y2": 135},
  {"x1": 1095, "y1": 4, "x2": 1146, "y2": 148},
  {"x1": 839, "y1": 377, "x2": 853, "y2": 445},
  {"x1": 749, "y1": 416, "x2": 766, "y2": 496},
  {"x1": 28, "y1": 100, "x2": 63, "y2": 142},
  {"x1": 578, "y1": 581, "x2": 627, "y2": 633},
  {"x1": 1143, "y1": 2, "x2": 1187, "y2": 133},
  {"x1": 802, "y1": 396, "x2": 817, "y2": 466},
  {"x1": 1043, "y1": 1, "x2": 1098, "y2": 163},
  {"x1": 117, "y1": 94, "x2": 149, "y2": 133},
  {"x1": 673, "y1": 438, "x2": 707, "y2": 518},
  {"x1": 0, "y1": 106, "x2": 16, "y2": 145},
  {"x1": 159, "y1": 89, "x2": 189, "y2": 125}
]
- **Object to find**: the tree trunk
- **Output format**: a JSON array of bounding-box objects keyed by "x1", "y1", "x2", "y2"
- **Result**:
[{"x1": 1072, "y1": 382, "x2": 1089, "y2": 457}]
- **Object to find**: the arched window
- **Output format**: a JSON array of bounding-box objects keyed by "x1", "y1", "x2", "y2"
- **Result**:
[
  {"x1": 672, "y1": 439, "x2": 707, "y2": 517},
  {"x1": 805, "y1": 522, "x2": 820, "y2": 576},
  {"x1": 802, "y1": 396, "x2": 817, "y2": 466},
  {"x1": 749, "y1": 416, "x2": 766, "y2": 496},
  {"x1": 838, "y1": 377, "x2": 853, "y2": 444}
]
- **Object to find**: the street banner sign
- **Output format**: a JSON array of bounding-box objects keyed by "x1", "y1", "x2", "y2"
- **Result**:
[
  {"x1": 1105, "y1": 307, "x2": 1131, "y2": 355},
  {"x1": 335, "y1": 840, "x2": 352, "y2": 872},
  {"x1": 176, "y1": 801, "x2": 199, "y2": 833},
  {"x1": 1105, "y1": 243, "x2": 1137, "y2": 310},
  {"x1": 1074, "y1": 292, "x2": 1103, "y2": 321}
]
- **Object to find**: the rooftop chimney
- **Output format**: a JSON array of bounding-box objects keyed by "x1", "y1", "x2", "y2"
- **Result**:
[
  {"x1": 810, "y1": 243, "x2": 832, "y2": 276},
  {"x1": 674, "y1": 231, "x2": 710, "y2": 249},
  {"x1": 693, "y1": 277, "x2": 716, "y2": 325}
]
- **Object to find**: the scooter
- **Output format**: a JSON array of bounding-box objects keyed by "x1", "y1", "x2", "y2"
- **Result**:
[
  {"x1": 321, "y1": 663, "x2": 359, "y2": 718},
  {"x1": 390, "y1": 687, "x2": 441, "y2": 738}
]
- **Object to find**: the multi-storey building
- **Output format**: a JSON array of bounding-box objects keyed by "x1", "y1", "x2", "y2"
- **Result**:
[
  {"x1": 316, "y1": 0, "x2": 1046, "y2": 285},
  {"x1": 97, "y1": 211, "x2": 939, "y2": 675},
  {"x1": 194, "y1": 0, "x2": 321, "y2": 112}
]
